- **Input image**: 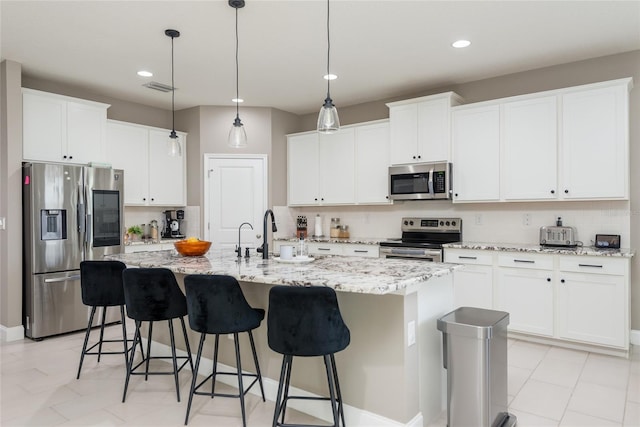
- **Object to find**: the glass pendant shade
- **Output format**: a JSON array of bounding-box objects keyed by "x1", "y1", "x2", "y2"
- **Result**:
[
  {"x1": 317, "y1": 97, "x2": 340, "y2": 134},
  {"x1": 168, "y1": 130, "x2": 181, "y2": 156},
  {"x1": 228, "y1": 116, "x2": 247, "y2": 148}
]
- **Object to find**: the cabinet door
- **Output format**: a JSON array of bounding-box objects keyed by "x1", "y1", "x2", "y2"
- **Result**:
[
  {"x1": 66, "y1": 101, "x2": 107, "y2": 164},
  {"x1": 106, "y1": 121, "x2": 149, "y2": 205},
  {"x1": 389, "y1": 103, "x2": 418, "y2": 165},
  {"x1": 557, "y1": 272, "x2": 626, "y2": 347},
  {"x1": 451, "y1": 105, "x2": 500, "y2": 202},
  {"x1": 319, "y1": 128, "x2": 355, "y2": 204},
  {"x1": 496, "y1": 267, "x2": 553, "y2": 336},
  {"x1": 307, "y1": 242, "x2": 344, "y2": 256},
  {"x1": 23, "y1": 91, "x2": 66, "y2": 162},
  {"x1": 355, "y1": 122, "x2": 391, "y2": 204},
  {"x1": 287, "y1": 133, "x2": 320, "y2": 205},
  {"x1": 452, "y1": 265, "x2": 494, "y2": 310},
  {"x1": 148, "y1": 130, "x2": 186, "y2": 206},
  {"x1": 561, "y1": 84, "x2": 628, "y2": 199},
  {"x1": 417, "y1": 98, "x2": 451, "y2": 162},
  {"x1": 502, "y1": 96, "x2": 558, "y2": 200}
]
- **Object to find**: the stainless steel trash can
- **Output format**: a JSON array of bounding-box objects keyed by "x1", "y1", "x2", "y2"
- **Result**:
[{"x1": 437, "y1": 307, "x2": 517, "y2": 427}]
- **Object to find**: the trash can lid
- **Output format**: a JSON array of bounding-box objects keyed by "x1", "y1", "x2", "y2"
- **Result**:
[{"x1": 437, "y1": 307, "x2": 510, "y2": 339}]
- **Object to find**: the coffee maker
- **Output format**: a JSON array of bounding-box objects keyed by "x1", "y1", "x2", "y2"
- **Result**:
[{"x1": 162, "y1": 209, "x2": 185, "y2": 238}]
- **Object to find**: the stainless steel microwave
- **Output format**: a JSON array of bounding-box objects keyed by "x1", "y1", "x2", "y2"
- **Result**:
[{"x1": 388, "y1": 162, "x2": 452, "y2": 201}]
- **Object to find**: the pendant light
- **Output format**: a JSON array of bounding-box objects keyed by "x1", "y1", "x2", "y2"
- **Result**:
[
  {"x1": 317, "y1": 0, "x2": 339, "y2": 134},
  {"x1": 228, "y1": 0, "x2": 248, "y2": 148},
  {"x1": 165, "y1": 29, "x2": 181, "y2": 156}
]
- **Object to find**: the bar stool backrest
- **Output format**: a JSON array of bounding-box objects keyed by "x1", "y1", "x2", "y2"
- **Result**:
[
  {"x1": 268, "y1": 286, "x2": 350, "y2": 357},
  {"x1": 80, "y1": 260, "x2": 127, "y2": 307},
  {"x1": 184, "y1": 274, "x2": 264, "y2": 335},
  {"x1": 122, "y1": 268, "x2": 187, "y2": 321}
]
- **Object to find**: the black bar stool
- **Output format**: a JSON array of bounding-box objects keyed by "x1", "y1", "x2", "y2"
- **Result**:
[
  {"x1": 121, "y1": 267, "x2": 194, "y2": 402},
  {"x1": 77, "y1": 260, "x2": 142, "y2": 379},
  {"x1": 184, "y1": 274, "x2": 266, "y2": 426},
  {"x1": 267, "y1": 285, "x2": 351, "y2": 427}
]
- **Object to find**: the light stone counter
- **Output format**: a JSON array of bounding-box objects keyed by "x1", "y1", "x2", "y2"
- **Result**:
[
  {"x1": 107, "y1": 248, "x2": 459, "y2": 295},
  {"x1": 443, "y1": 241, "x2": 635, "y2": 258}
]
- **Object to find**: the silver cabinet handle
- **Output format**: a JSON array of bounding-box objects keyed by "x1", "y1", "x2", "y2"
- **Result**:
[
  {"x1": 578, "y1": 263, "x2": 603, "y2": 268},
  {"x1": 318, "y1": 248, "x2": 331, "y2": 251},
  {"x1": 45, "y1": 275, "x2": 81, "y2": 283},
  {"x1": 458, "y1": 256, "x2": 477, "y2": 260},
  {"x1": 514, "y1": 259, "x2": 535, "y2": 263},
  {"x1": 354, "y1": 250, "x2": 368, "y2": 253}
]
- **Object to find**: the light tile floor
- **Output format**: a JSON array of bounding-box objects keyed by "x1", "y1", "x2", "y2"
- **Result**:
[{"x1": 1, "y1": 324, "x2": 639, "y2": 427}]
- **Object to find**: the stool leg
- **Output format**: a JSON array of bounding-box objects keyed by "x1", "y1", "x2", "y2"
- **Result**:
[
  {"x1": 324, "y1": 355, "x2": 340, "y2": 427},
  {"x1": 280, "y1": 355, "x2": 294, "y2": 424},
  {"x1": 76, "y1": 306, "x2": 97, "y2": 379},
  {"x1": 248, "y1": 330, "x2": 265, "y2": 401},
  {"x1": 233, "y1": 332, "x2": 247, "y2": 427},
  {"x1": 185, "y1": 333, "x2": 206, "y2": 425},
  {"x1": 272, "y1": 354, "x2": 289, "y2": 427},
  {"x1": 212, "y1": 334, "x2": 220, "y2": 397},
  {"x1": 120, "y1": 306, "x2": 128, "y2": 368},
  {"x1": 330, "y1": 354, "x2": 346, "y2": 427},
  {"x1": 97, "y1": 306, "x2": 108, "y2": 362},
  {"x1": 168, "y1": 319, "x2": 181, "y2": 402},
  {"x1": 145, "y1": 321, "x2": 154, "y2": 381},
  {"x1": 179, "y1": 316, "x2": 194, "y2": 372},
  {"x1": 122, "y1": 320, "x2": 141, "y2": 403}
]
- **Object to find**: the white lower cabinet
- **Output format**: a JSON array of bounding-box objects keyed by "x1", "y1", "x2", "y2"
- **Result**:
[
  {"x1": 445, "y1": 248, "x2": 630, "y2": 353},
  {"x1": 273, "y1": 241, "x2": 379, "y2": 258}
]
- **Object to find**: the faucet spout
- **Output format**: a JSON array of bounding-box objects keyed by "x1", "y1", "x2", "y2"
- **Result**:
[
  {"x1": 261, "y1": 209, "x2": 277, "y2": 259},
  {"x1": 237, "y1": 222, "x2": 253, "y2": 257}
]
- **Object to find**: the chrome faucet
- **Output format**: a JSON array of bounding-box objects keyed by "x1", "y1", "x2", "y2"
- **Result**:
[
  {"x1": 236, "y1": 222, "x2": 253, "y2": 258},
  {"x1": 258, "y1": 209, "x2": 277, "y2": 259}
]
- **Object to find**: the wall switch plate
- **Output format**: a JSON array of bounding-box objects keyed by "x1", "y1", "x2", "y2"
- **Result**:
[
  {"x1": 475, "y1": 214, "x2": 483, "y2": 226},
  {"x1": 523, "y1": 213, "x2": 531, "y2": 226},
  {"x1": 407, "y1": 320, "x2": 416, "y2": 347},
  {"x1": 0, "y1": 217, "x2": 5, "y2": 230}
]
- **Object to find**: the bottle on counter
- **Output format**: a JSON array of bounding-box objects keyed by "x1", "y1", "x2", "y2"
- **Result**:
[
  {"x1": 330, "y1": 217, "x2": 341, "y2": 238},
  {"x1": 298, "y1": 236, "x2": 307, "y2": 257},
  {"x1": 150, "y1": 220, "x2": 159, "y2": 242}
]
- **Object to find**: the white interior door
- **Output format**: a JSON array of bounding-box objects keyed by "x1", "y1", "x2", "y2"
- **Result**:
[{"x1": 204, "y1": 155, "x2": 267, "y2": 252}]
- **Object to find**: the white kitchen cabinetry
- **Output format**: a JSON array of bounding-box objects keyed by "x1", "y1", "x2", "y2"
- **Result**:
[
  {"x1": 496, "y1": 253, "x2": 554, "y2": 337},
  {"x1": 23, "y1": 88, "x2": 109, "y2": 164},
  {"x1": 451, "y1": 105, "x2": 501, "y2": 202},
  {"x1": 444, "y1": 250, "x2": 494, "y2": 310},
  {"x1": 502, "y1": 96, "x2": 558, "y2": 200},
  {"x1": 560, "y1": 83, "x2": 630, "y2": 199},
  {"x1": 106, "y1": 120, "x2": 186, "y2": 207},
  {"x1": 287, "y1": 120, "x2": 390, "y2": 206},
  {"x1": 557, "y1": 256, "x2": 628, "y2": 347},
  {"x1": 307, "y1": 242, "x2": 344, "y2": 256},
  {"x1": 273, "y1": 241, "x2": 379, "y2": 258},
  {"x1": 387, "y1": 92, "x2": 462, "y2": 165}
]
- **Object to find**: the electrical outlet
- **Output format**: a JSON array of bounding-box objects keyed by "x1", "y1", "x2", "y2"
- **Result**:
[
  {"x1": 407, "y1": 320, "x2": 416, "y2": 347},
  {"x1": 523, "y1": 213, "x2": 531, "y2": 226},
  {"x1": 0, "y1": 217, "x2": 5, "y2": 230},
  {"x1": 475, "y1": 214, "x2": 483, "y2": 226}
]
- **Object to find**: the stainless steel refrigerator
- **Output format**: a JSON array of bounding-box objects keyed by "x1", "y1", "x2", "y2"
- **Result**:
[{"x1": 22, "y1": 162, "x2": 124, "y2": 339}]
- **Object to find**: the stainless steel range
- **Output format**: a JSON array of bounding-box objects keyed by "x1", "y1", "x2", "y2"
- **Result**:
[{"x1": 379, "y1": 217, "x2": 462, "y2": 262}]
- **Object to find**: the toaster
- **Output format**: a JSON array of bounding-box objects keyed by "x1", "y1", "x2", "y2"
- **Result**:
[{"x1": 540, "y1": 225, "x2": 577, "y2": 247}]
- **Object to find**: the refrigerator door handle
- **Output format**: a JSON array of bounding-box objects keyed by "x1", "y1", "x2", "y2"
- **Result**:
[
  {"x1": 86, "y1": 214, "x2": 92, "y2": 244},
  {"x1": 44, "y1": 275, "x2": 81, "y2": 283}
]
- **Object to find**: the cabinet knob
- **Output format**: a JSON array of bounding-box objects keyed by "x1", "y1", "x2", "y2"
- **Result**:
[
  {"x1": 547, "y1": 278, "x2": 551, "y2": 282},
  {"x1": 63, "y1": 155, "x2": 67, "y2": 159},
  {"x1": 321, "y1": 198, "x2": 324, "y2": 201},
  {"x1": 454, "y1": 193, "x2": 458, "y2": 197},
  {"x1": 412, "y1": 156, "x2": 416, "y2": 159},
  {"x1": 561, "y1": 279, "x2": 565, "y2": 283},
  {"x1": 151, "y1": 198, "x2": 154, "y2": 201},
  {"x1": 314, "y1": 198, "x2": 318, "y2": 201},
  {"x1": 69, "y1": 156, "x2": 73, "y2": 159},
  {"x1": 386, "y1": 196, "x2": 389, "y2": 199},
  {"x1": 564, "y1": 189, "x2": 569, "y2": 194},
  {"x1": 550, "y1": 190, "x2": 555, "y2": 194},
  {"x1": 143, "y1": 198, "x2": 146, "y2": 201},
  {"x1": 417, "y1": 155, "x2": 421, "y2": 159}
]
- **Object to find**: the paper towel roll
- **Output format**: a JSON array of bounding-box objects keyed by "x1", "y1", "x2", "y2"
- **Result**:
[{"x1": 314, "y1": 215, "x2": 323, "y2": 236}]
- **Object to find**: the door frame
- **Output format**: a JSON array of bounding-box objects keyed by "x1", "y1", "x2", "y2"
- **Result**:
[{"x1": 203, "y1": 153, "x2": 268, "y2": 241}]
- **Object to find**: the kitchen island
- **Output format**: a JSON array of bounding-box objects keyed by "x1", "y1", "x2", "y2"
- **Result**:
[{"x1": 107, "y1": 249, "x2": 461, "y2": 426}]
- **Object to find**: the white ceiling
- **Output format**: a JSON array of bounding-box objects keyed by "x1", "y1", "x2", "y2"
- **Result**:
[{"x1": 2, "y1": 1, "x2": 639, "y2": 115}]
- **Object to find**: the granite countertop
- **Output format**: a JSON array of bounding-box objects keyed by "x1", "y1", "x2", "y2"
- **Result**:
[
  {"x1": 443, "y1": 242, "x2": 635, "y2": 258},
  {"x1": 106, "y1": 249, "x2": 459, "y2": 295},
  {"x1": 274, "y1": 236, "x2": 382, "y2": 245}
]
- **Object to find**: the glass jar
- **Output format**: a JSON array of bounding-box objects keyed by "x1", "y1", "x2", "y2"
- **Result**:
[{"x1": 330, "y1": 217, "x2": 341, "y2": 238}]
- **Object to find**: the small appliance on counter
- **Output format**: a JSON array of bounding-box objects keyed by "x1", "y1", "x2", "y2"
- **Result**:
[
  {"x1": 540, "y1": 217, "x2": 578, "y2": 247},
  {"x1": 162, "y1": 209, "x2": 186, "y2": 239},
  {"x1": 296, "y1": 215, "x2": 307, "y2": 239},
  {"x1": 594, "y1": 234, "x2": 621, "y2": 249}
]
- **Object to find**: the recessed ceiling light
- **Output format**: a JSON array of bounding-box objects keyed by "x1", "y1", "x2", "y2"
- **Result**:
[
  {"x1": 452, "y1": 40, "x2": 471, "y2": 48},
  {"x1": 232, "y1": 98, "x2": 244, "y2": 103},
  {"x1": 323, "y1": 74, "x2": 337, "y2": 80},
  {"x1": 137, "y1": 70, "x2": 153, "y2": 77}
]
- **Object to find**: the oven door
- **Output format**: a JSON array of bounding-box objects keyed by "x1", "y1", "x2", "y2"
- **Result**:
[{"x1": 379, "y1": 246, "x2": 442, "y2": 262}]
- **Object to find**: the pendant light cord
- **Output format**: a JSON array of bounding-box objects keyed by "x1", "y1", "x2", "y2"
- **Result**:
[
  {"x1": 326, "y1": 0, "x2": 331, "y2": 100},
  {"x1": 235, "y1": 6, "x2": 240, "y2": 120},
  {"x1": 171, "y1": 34, "x2": 176, "y2": 135}
]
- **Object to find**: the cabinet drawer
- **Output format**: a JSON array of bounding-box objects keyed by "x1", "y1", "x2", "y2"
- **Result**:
[
  {"x1": 559, "y1": 256, "x2": 626, "y2": 276},
  {"x1": 343, "y1": 245, "x2": 379, "y2": 258},
  {"x1": 307, "y1": 243, "x2": 344, "y2": 255},
  {"x1": 498, "y1": 253, "x2": 553, "y2": 270},
  {"x1": 445, "y1": 250, "x2": 493, "y2": 266}
]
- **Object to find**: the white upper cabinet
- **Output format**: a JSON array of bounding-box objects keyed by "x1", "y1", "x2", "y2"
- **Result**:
[
  {"x1": 560, "y1": 82, "x2": 630, "y2": 199},
  {"x1": 287, "y1": 120, "x2": 390, "y2": 206},
  {"x1": 106, "y1": 120, "x2": 186, "y2": 207},
  {"x1": 387, "y1": 92, "x2": 462, "y2": 164},
  {"x1": 502, "y1": 96, "x2": 558, "y2": 200},
  {"x1": 451, "y1": 104, "x2": 501, "y2": 202},
  {"x1": 23, "y1": 88, "x2": 109, "y2": 164}
]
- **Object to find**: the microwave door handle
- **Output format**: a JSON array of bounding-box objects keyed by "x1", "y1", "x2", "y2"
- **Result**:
[{"x1": 428, "y1": 167, "x2": 435, "y2": 198}]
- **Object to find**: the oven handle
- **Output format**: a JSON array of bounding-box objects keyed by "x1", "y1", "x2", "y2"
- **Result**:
[{"x1": 380, "y1": 247, "x2": 429, "y2": 256}]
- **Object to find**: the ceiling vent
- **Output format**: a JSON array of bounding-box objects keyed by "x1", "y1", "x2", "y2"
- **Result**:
[{"x1": 143, "y1": 81, "x2": 175, "y2": 93}]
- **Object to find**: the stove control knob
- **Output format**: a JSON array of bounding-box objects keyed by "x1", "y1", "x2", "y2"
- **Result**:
[
  {"x1": 451, "y1": 221, "x2": 456, "y2": 226},
  {"x1": 409, "y1": 220, "x2": 414, "y2": 226},
  {"x1": 445, "y1": 221, "x2": 450, "y2": 226},
  {"x1": 404, "y1": 220, "x2": 409, "y2": 226},
  {"x1": 439, "y1": 221, "x2": 444, "y2": 226}
]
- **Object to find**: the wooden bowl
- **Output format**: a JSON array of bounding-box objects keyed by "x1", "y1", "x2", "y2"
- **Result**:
[{"x1": 174, "y1": 239, "x2": 211, "y2": 256}]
